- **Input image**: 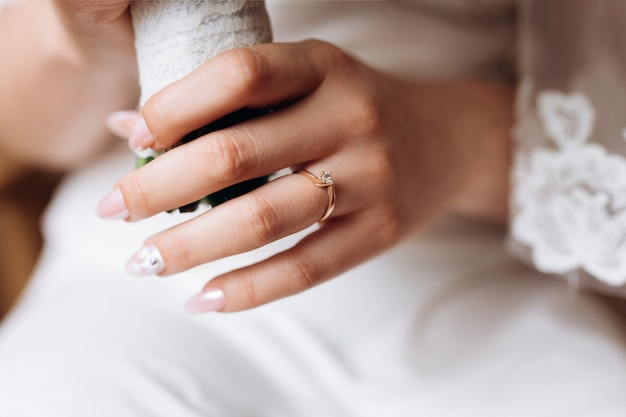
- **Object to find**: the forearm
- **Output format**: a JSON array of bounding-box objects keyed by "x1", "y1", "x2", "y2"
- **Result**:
[{"x1": 0, "y1": 0, "x2": 138, "y2": 171}]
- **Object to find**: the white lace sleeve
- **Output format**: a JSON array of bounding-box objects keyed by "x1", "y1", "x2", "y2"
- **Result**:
[{"x1": 509, "y1": 0, "x2": 626, "y2": 296}]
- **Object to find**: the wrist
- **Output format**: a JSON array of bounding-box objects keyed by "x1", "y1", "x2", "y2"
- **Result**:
[{"x1": 448, "y1": 82, "x2": 515, "y2": 222}]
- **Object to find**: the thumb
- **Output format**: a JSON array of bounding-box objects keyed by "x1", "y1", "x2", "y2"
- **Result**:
[{"x1": 106, "y1": 110, "x2": 140, "y2": 139}]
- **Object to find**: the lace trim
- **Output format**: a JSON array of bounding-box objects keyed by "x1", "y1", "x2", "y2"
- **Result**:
[
  {"x1": 512, "y1": 90, "x2": 626, "y2": 286},
  {"x1": 130, "y1": 0, "x2": 271, "y2": 106}
]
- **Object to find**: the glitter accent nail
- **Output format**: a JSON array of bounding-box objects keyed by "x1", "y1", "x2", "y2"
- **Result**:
[{"x1": 126, "y1": 245, "x2": 165, "y2": 276}]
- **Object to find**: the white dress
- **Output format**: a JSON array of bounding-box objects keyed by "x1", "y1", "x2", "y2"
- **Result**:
[
  {"x1": 509, "y1": 0, "x2": 626, "y2": 296},
  {"x1": 1, "y1": 1, "x2": 626, "y2": 416}
]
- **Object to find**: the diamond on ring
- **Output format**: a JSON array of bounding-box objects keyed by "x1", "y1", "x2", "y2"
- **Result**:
[{"x1": 320, "y1": 171, "x2": 334, "y2": 184}]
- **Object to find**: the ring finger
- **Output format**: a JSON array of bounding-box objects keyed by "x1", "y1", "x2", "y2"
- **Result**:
[{"x1": 126, "y1": 169, "x2": 338, "y2": 276}]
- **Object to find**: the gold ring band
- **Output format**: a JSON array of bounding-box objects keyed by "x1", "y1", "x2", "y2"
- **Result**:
[{"x1": 294, "y1": 170, "x2": 336, "y2": 222}]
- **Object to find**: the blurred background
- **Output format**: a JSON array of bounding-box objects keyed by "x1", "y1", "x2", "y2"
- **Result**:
[{"x1": 0, "y1": 165, "x2": 61, "y2": 320}]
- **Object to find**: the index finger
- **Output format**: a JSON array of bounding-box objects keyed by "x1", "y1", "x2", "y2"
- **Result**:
[{"x1": 135, "y1": 40, "x2": 336, "y2": 151}]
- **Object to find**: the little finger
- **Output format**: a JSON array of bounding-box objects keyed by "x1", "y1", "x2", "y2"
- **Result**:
[{"x1": 184, "y1": 210, "x2": 391, "y2": 313}]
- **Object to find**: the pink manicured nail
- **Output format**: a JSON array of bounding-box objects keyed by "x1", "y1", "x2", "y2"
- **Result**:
[
  {"x1": 106, "y1": 110, "x2": 140, "y2": 139},
  {"x1": 128, "y1": 116, "x2": 154, "y2": 151},
  {"x1": 184, "y1": 289, "x2": 226, "y2": 313},
  {"x1": 97, "y1": 189, "x2": 129, "y2": 220},
  {"x1": 126, "y1": 245, "x2": 165, "y2": 276}
]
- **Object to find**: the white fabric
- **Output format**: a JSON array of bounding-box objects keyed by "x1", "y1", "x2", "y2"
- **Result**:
[
  {"x1": 2, "y1": 0, "x2": 626, "y2": 416},
  {"x1": 512, "y1": 91, "x2": 626, "y2": 286},
  {"x1": 3, "y1": 144, "x2": 626, "y2": 416},
  {"x1": 509, "y1": 0, "x2": 626, "y2": 294},
  {"x1": 131, "y1": 0, "x2": 272, "y2": 106}
]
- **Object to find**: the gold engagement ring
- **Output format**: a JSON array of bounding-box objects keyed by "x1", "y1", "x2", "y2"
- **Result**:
[{"x1": 294, "y1": 170, "x2": 336, "y2": 222}]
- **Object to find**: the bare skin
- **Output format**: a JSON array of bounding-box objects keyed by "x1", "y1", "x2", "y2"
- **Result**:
[{"x1": 0, "y1": 0, "x2": 138, "y2": 170}]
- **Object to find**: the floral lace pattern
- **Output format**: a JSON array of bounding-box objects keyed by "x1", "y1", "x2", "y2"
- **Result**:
[{"x1": 512, "y1": 91, "x2": 626, "y2": 286}]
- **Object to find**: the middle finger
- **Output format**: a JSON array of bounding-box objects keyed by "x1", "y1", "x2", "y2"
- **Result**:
[{"x1": 116, "y1": 93, "x2": 342, "y2": 221}]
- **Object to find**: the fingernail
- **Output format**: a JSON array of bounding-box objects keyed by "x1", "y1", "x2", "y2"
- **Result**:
[
  {"x1": 184, "y1": 289, "x2": 226, "y2": 313},
  {"x1": 128, "y1": 116, "x2": 154, "y2": 151},
  {"x1": 97, "y1": 189, "x2": 129, "y2": 220},
  {"x1": 106, "y1": 110, "x2": 140, "y2": 139},
  {"x1": 126, "y1": 245, "x2": 166, "y2": 276}
]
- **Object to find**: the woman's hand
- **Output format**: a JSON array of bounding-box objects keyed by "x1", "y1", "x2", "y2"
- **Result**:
[
  {"x1": 0, "y1": 0, "x2": 137, "y2": 170},
  {"x1": 98, "y1": 40, "x2": 514, "y2": 313}
]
